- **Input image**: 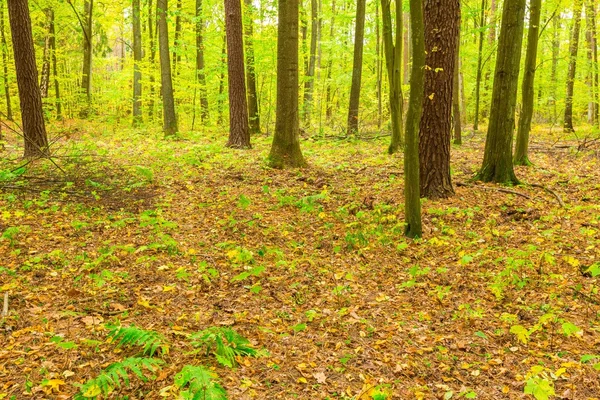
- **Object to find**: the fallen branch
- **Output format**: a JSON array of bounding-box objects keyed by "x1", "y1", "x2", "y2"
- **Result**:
[
  {"x1": 529, "y1": 183, "x2": 565, "y2": 208},
  {"x1": 456, "y1": 182, "x2": 531, "y2": 199}
]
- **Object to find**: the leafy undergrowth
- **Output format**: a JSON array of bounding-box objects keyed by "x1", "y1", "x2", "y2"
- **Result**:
[{"x1": 1, "y1": 122, "x2": 599, "y2": 399}]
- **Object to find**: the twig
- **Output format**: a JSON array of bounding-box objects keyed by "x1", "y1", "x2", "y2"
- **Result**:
[
  {"x1": 2, "y1": 292, "x2": 8, "y2": 318},
  {"x1": 529, "y1": 183, "x2": 565, "y2": 207},
  {"x1": 457, "y1": 182, "x2": 531, "y2": 199}
]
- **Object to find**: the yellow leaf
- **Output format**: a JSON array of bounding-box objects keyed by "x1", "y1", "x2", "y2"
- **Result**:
[
  {"x1": 428, "y1": 93, "x2": 435, "y2": 100},
  {"x1": 162, "y1": 285, "x2": 176, "y2": 292},
  {"x1": 297, "y1": 377, "x2": 308, "y2": 384},
  {"x1": 43, "y1": 379, "x2": 65, "y2": 392},
  {"x1": 502, "y1": 386, "x2": 510, "y2": 394}
]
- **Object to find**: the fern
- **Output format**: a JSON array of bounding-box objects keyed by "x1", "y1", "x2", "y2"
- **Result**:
[
  {"x1": 75, "y1": 356, "x2": 163, "y2": 399},
  {"x1": 189, "y1": 327, "x2": 256, "y2": 368},
  {"x1": 174, "y1": 365, "x2": 228, "y2": 400},
  {"x1": 106, "y1": 324, "x2": 167, "y2": 356}
]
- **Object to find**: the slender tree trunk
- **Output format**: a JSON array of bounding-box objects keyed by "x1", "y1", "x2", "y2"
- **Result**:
[
  {"x1": 381, "y1": 0, "x2": 403, "y2": 154},
  {"x1": 81, "y1": 0, "x2": 93, "y2": 111},
  {"x1": 482, "y1": 0, "x2": 496, "y2": 112},
  {"x1": 347, "y1": 0, "x2": 366, "y2": 135},
  {"x1": 269, "y1": 0, "x2": 306, "y2": 168},
  {"x1": 476, "y1": 0, "x2": 525, "y2": 184},
  {"x1": 8, "y1": 0, "x2": 49, "y2": 157},
  {"x1": 404, "y1": 0, "x2": 424, "y2": 239},
  {"x1": 514, "y1": 0, "x2": 541, "y2": 165},
  {"x1": 418, "y1": 0, "x2": 459, "y2": 199},
  {"x1": 325, "y1": 0, "x2": 335, "y2": 122},
  {"x1": 148, "y1": 0, "x2": 156, "y2": 120},
  {"x1": 473, "y1": 0, "x2": 485, "y2": 131},
  {"x1": 403, "y1": 12, "x2": 410, "y2": 85},
  {"x1": 224, "y1": 0, "x2": 251, "y2": 148},
  {"x1": 157, "y1": 0, "x2": 178, "y2": 135},
  {"x1": 217, "y1": 34, "x2": 227, "y2": 125},
  {"x1": 376, "y1": 0, "x2": 382, "y2": 129},
  {"x1": 39, "y1": 8, "x2": 52, "y2": 99},
  {"x1": 172, "y1": 0, "x2": 182, "y2": 75},
  {"x1": 133, "y1": 0, "x2": 143, "y2": 126},
  {"x1": 453, "y1": 32, "x2": 462, "y2": 145},
  {"x1": 302, "y1": 0, "x2": 318, "y2": 123},
  {"x1": 550, "y1": 15, "x2": 559, "y2": 123},
  {"x1": 49, "y1": 8, "x2": 61, "y2": 119},
  {"x1": 0, "y1": 0, "x2": 11, "y2": 121},
  {"x1": 244, "y1": 0, "x2": 260, "y2": 134},
  {"x1": 585, "y1": 0, "x2": 598, "y2": 125},
  {"x1": 195, "y1": 0, "x2": 209, "y2": 123},
  {"x1": 564, "y1": 0, "x2": 583, "y2": 132}
]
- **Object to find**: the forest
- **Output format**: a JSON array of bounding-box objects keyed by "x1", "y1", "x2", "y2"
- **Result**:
[{"x1": 1, "y1": 0, "x2": 600, "y2": 398}]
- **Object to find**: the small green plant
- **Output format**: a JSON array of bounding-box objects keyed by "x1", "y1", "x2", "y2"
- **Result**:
[
  {"x1": 1, "y1": 226, "x2": 21, "y2": 246},
  {"x1": 167, "y1": 365, "x2": 227, "y2": 400},
  {"x1": 75, "y1": 357, "x2": 163, "y2": 399},
  {"x1": 190, "y1": 327, "x2": 256, "y2": 368},
  {"x1": 106, "y1": 324, "x2": 168, "y2": 356}
]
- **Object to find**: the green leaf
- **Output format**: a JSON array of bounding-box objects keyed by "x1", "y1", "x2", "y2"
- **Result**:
[
  {"x1": 474, "y1": 331, "x2": 488, "y2": 340},
  {"x1": 292, "y1": 323, "x2": 306, "y2": 332},
  {"x1": 524, "y1": 377, "x2": 555, "y2": 400},
  {"x1": 561, "y1": 322, "x2": 580, "y2": 336},
  {"x1": 510, "y1": 325, "x2": 529, "y2": 344},
  {"x1": 586, "y1": 263, "x2": 600, "y2": 277},
  {"x1": 238, "y1": 194, "x2": 251, "y2": 209}
]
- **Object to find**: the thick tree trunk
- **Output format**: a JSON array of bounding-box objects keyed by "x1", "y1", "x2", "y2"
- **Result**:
[
  {"x1": 564, "y1": 0, "x2": 583, "y2": 132},
  {"x1": 269, "y1": 0, "x2": 306, "y2": 168},
  {"x1": 0, "y1": 1, "x2": 11, "y2": 121},
  {"x1": 39, "y1": 9, "x2": 52, "y2": 99},
  {"x1": 133, "y1": 0, "x2": 143, "y2": 126},
  {"x1": 81, "y1": 0, "x2": 93, "y2": 110},
  {"x1": 347, "y1": 0, "x2": 366, "y2": 135},
  {"x1": 381, "y1": 0, "x2": 403, "y2": 154},
  {"x1": 476, "y1": 0, "x2": 525, "y2": 184},
  {"x1": 418, "y1": 0, "x2": 459, "y2": 199},
  {"x1": 513, "y1": 0, "x2": 541, "y2": 165},
  {"x1": 8, "y1": 0, "x2": 49, "y2": 157},
  {"x1": 224, "y1": 0, "x2": 251, "y2": 148},
  {"x1": 157, "y1": 0, "x2": 178, "y2": 135},
  {"x1": 195, "y1": 0, "x2": 209, "y2": 123},
  {"x1": 302, "y1": 0, "x2": 318, "y2": 123},
  {"x1": 453, "y1": 31, "x2": 462, "y2": 145},
  {"x1": 473, "y1": 0, "x2": 485, "y2": 131},
  {"x1": 404, "y1": 0, "x2": 424, "y2": 239},
  {"x1": 244, "y1": 0, "x2": 260, "y2": 134}
]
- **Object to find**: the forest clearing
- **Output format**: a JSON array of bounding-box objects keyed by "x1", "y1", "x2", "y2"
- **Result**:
[{"x1": 2, "y1": 0, "x2": 600, "y2": 398}]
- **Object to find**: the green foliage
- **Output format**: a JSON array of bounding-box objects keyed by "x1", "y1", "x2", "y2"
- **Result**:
[
  {"x1": 75, "y1": 357, "x2": 163, "y2": 399},
  {"x1": 106, "y1": 324, "x2": 168, "y2": 356},
  {"x1": 190, "y1": 327, "x2": 256, "y2": 368},
  {"x1": 1, "y1": 226, "x2": 21, "y2": 246},
  {"x1": 172, "y1": 365, "x2": 228, "y2": 400}
]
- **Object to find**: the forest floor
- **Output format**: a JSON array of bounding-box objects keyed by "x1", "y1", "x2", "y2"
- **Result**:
[{"x1": 1, "y1": 121, "x2": 600, "y2": 400}]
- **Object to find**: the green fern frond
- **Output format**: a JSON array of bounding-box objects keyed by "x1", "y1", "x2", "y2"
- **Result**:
[
  {"x1": 75, "y1": 356, "x2": 164, "y2": 399},
  {"x1": 106, "y1": 324, "x2": 167, "y2": 356},
  {"x1": 189, "y1": 327, "x2": 256, "y2": 368},
  {"x1": 174, "y1": 365, "x2": 228, "y2": 400}
]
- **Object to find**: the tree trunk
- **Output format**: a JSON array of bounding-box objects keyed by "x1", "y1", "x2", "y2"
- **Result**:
[
  {"x1": 550, "y1": 15, "x2": 559, "y2": 123},
  {"x1": 49, "y1": 8, "x2": 60, "y2": 119},
  {"x1": 224, "y1": 0, "x2": 251, "y2": 148},
  {"x1": 195, "y1": 0, "x2": 209, "y2": 123},
  {"x1": 172, "y1": 0, "x2": 182, "y2": 75},
  {"x1": 475, "y1": 0, "x2": 525, "y2": 184},
  {"x1": 418, "y1": 0, "x2": 459, "y2": 199},
  {"x1": 453, "y1": 30, "x2": 461, "y2": 145},
  {"x1": 244, "y1": 0, "x2": 260, "y2": 134},
  {"x1": 8, "y1": 0, "x2": 49, "y2": 157},
  {"x1": 269, "y1": 0, "x2": 306, "y2": 168},
  {"x1": 381, "y1": 0, "x2": 403, "y2": 154},
  {"x1": 585, "y1": 0, "x2": 598, "y2": 125},
  {"x1": 325, "y1": 0, "x2": 335, "y2": 122},
  {"x1": 217, "y1": 34, "x2": 226, "y2": 125},
  {"x1": 404, "y1": 0, "x2": 424, "y2": 239},
  {"x1": 39, "y1": 8, "x2": 52, "y2": 99},
  {"x1": 157, "y1": 0, "x2": 178, "y2": 135},
  {"x1": 133, "y1": 0, "x2": 143, "y2": 126},
  {"x1": 376, "y1": 0, "x2": 382, "y2": 129},
  {"x1": 473, "y1": 0, "x2": 485, "y2": 131},
  {"x1": 81, "y1": 0, "x2": 93, "y2": 110},
  {"x1": 0, "y1": 0, "x2": 11, "y2": 121},
  {"x1": 302, "y1": 0, "x2": 318, "y2": 123},
  {"x1": 347, "y1": 0, "x2": 366, "y2": 135},
  {"x1": 148, "y1": 0, "x2": 156, "y2": 120},
  {"x1": 564, "y1": 0, "x2": 583, "y2": 132},
  {"x1": 513, "y1": 0, "x2": 541, "y2": 166}
]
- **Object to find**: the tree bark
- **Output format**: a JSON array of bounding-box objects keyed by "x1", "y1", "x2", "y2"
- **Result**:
[
  {"x1": 473, "y1": 0, "x2": 485, "y2": 131},
  {"x1": 148, "y1": 0, "x2": 157, "y2": 120},
  {"x1": 224, "y1": 0, "x2": 251, "y2": 148},
  {"x1": 172, "y1": 0, "x2": 182, "y2": 75},
  {"x1": 0, "y1": 0, "x2": 11, "y2": 121},
  {"x1": 347, "y1": 0, "x2": 366, "y2": 135},
  {"x1": 196, "y1": 0, "x2": 209, "y2": 123},
  {"x1": 81, "y1": 0, "x2": 93, "y2": 111},
  {"x1": 157, "y1": 0, "x2": 178, "y2": 135},
  {"x1": 550, "y1": 15, "x2": 560, "y2": 123},
  {"x1": 269, "y1": 0, "x2": 306, "y2": 168},
  {"x1": 585, "y1": 0, "x2": 598, "y2": 125},
  {"x1": 475, "y1": 0, "x2": 525, "y2": 184},
  {"x1": 325, "y1": 0, "x2": 335, "y2": 122},
  {"x1": 302, "y1": 0, "x2": 318, "y2": 123},
  {"x1": 49, "y1": 8, "x2": 61, "y2": 119},
  {"x1": 244, "y1": 0, "x2": 260, "y2": 134},
  {"x1": 8, "y1": 0, "x2": 49, "y2": 157},
  {"x1": 514, "y1": 0, "x2": 541, "y2": 166},
  {"x1": 381, "y1": 0, "x2": 403, "y2": 154},
  {"x1": 404, "y1": 0, "x2": 424, "y2": 239},
  {"x1": 453, "y1": 30, "x2": 461, "y2": 145},
  {"x1": 39, "y1": 8, "x2": 52, "y2": 99},
  {"x1": 564, "y1": 0, "x2": 583, "y2": 132},
  {"x1": 133, "y1": 0, "x2": 143, "y2": 126},
  {"x1": 418, "y1": 0, "x2": 459, "y2": 199}
]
